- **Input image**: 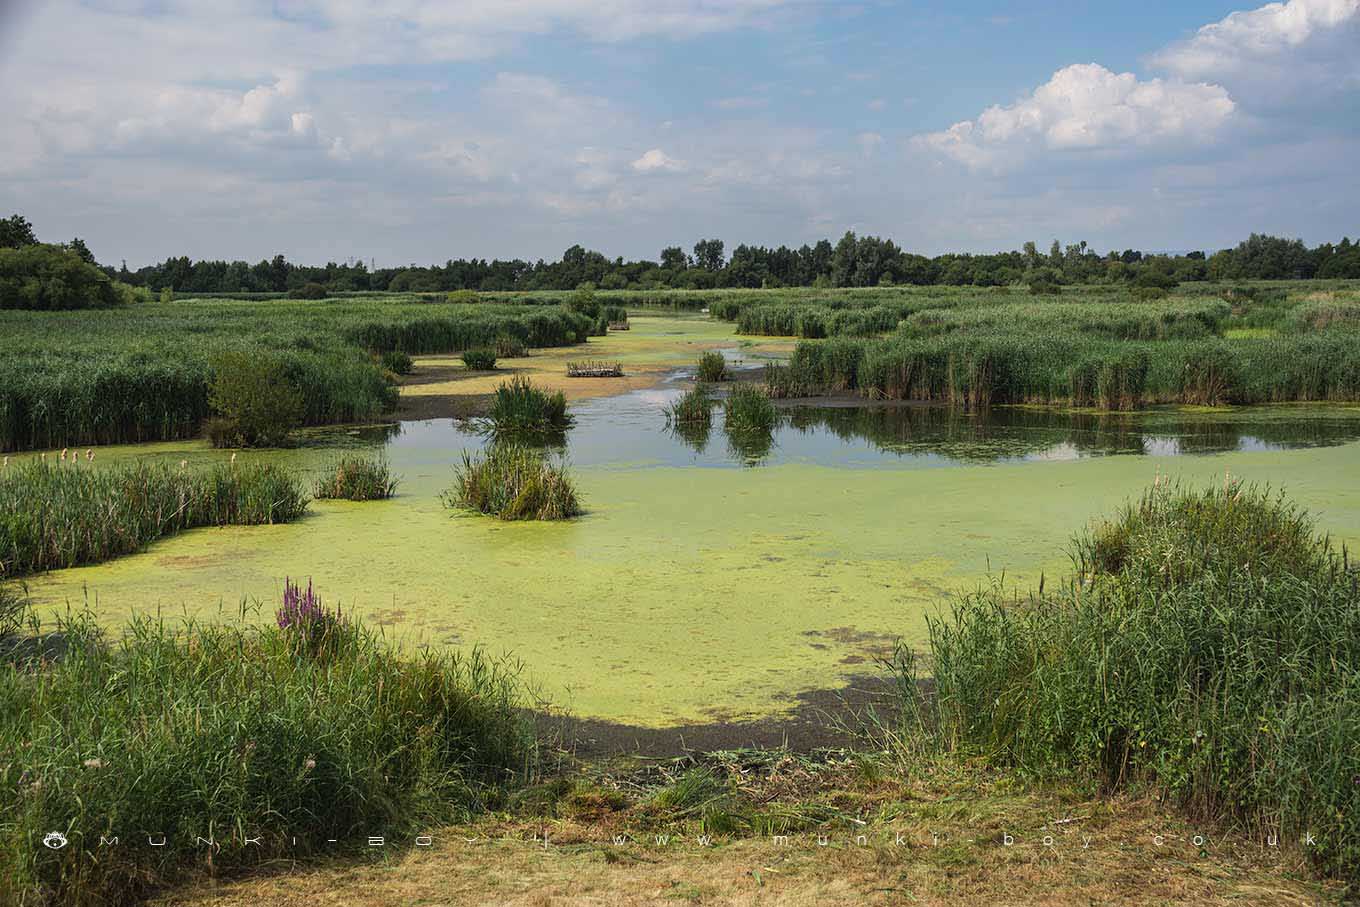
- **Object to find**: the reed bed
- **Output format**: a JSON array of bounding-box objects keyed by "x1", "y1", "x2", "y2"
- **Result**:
[
  {"x1": 722, "y1": 384, "x2": 778, "y2": 434},
  {"x1": 312, "y1": 455, "x2": 399, "y2": 501},
  {"x1": 906, "y1": 482, "x2": 1360, "y2": 880},
  {"x1": 488, "y1": 376, "x2": 571, "y2": 435},
  {"x1": 0, "y1": 607, "x2": 534, "y2": 905},
  {"x1": 696, "y1": 351, "x2": 727, "y2": 382},
  {"x1": 444, "y1": 444, "x2": 581, "y2": 521},
  {"x1": 0, "y1": 459, "x2": 308, "y2": 577},
  {"x1": 665, "y1": 384, "x2": 713, "y2": 426}
]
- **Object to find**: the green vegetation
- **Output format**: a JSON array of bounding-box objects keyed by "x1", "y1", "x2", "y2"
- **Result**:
[
  {"x1": 904, "y1": 482, "x2": 1360, "y2": 879},
  {"x1": 0, "y1": 606, "x2": 532, "y2": 906},
  {"x1": 313, "y1": 455, "x2": 399, "y2": 501},
  {"x1": 696, "y1": 351, "x2": 727, "y2": 382},
  {"x1": 444, "y1": 444, "x2": 581, "y2": 521},
  {"x1": 487, "y1": 376, "x2": 570, "y2": 435},
  {"x1": 722, "y1": 384, "x2": 778, "y2": 434},
  {"x1": 206, "y1": 351, "x2": 305, "y2": 447},
  {"x1": 0, "y1": 244, "x2": 143, "y2": 311},
  {"x1": 665, "y1": 384, "x2": 713, "y2": 426},
  {"x1": 0, "y1": 459, "x2": 308, "y2": 578},
  {"x1": 378, "y1": 349, "x2": 413, "y2": 375},
  {"x1": 461, "y1": 348, "x2": 498, "y2": 370}
]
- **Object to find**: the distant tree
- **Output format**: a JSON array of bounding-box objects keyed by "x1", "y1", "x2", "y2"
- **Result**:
[
  {"x1": 693, "y1": 238, "x2": 725, "y2": 272},
  {"x1": 66, "y1": 237, "x2": 96, "y2": 265},
  {"x1": 0, "y1": 244, "x2": 123, "y2": 309},
  {"x1": 660, "y1": 246, "x2": 689, "y2": 271},
  {"x1": 0, "y1": 214, "x2": 37, "y2": 249}
]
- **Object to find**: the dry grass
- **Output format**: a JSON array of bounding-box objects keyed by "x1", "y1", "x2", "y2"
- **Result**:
[{"x1": 151, "y1": 756, "x2": 1335, "y2": 907}]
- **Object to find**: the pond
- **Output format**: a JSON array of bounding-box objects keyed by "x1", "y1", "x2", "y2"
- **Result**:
[{"x1": 23, "y1": 323, "x2": 1360, "y2": 727}]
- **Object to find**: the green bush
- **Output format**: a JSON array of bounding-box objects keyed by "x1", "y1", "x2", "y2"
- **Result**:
[
  {"x1": 289, "y1": 282, "x2": 328, "y2": 300},
  {"x1": 697, "y1": 351, "x2": 727, "y2": 383},
  {"x1": 0, "y1": 244, "x2": 124, "y2": 310},
  {"x1": 444, "y1": 444, "x2": 581, "y2": 521},
  {"x1": 488, "y1": 376, "x2": 570, "y2": 435},
  {"x1": 723, "y1": 383, "x2": 777, "y2": 433},
  {"x1": 207, "y1": 351, "x2": 305, "y2": 447},
  {"x1": 313, "y1": 455, "x2": 399, "y2": 501},
  {"x1": 379, "y1": 349, "x2": 413, "y2": 375},
  {"x1": 0, "y1": 459, "x2": 308, "y2": 577},
  {"x1": 0, "y1": 609, "x2": 532, "y2": 905},
  {"x1": 462, "y1": 348, "x2": 498, "y2": 371},
  {"x1": 917, "y1": 482, "x2": 1360, "y2": 880}
]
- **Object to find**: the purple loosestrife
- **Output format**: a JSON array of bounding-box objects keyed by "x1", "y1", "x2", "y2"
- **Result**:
[{"x1": 276, "y1": 577, "x2": 342, "y2": 656}]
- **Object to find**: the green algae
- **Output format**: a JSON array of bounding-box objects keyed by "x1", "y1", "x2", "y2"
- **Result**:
[{"x1": 24, "y1": 439, "x2": 1360, "y2": 728}]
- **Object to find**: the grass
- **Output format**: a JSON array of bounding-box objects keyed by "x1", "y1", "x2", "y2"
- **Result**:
[
  {"x1": 461, "y1": 348, "x2": 497, "y2": 370},
  {"x1": 904, "y1": 481, "x2": 1360, "y2": 882},
  {"x1": 0, "y1": 605, "x2": 534, "y2": 906},
  {"x1": 0, "y1": 458, "x2": 309, "y2": 578},
  {"x1": 487, "y1": 375, "x2": 571, "y2": 436},
  {"x1": 664, "y1": 385, "x2": 713, "y2": 427},
  {"x1": 443, "y1": 444, "x2": 582, "y2": 521},
  {"x1": 312, "y1": 455, "x2": 399, "y2": 501},
  {"x1": 722, "y1": 383, "x2": 778, "y2": 433},
  {"x1": 695, "y1": 351, "x2": 727, "y2": 382}
]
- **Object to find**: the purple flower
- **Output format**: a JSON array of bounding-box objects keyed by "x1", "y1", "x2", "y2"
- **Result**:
[{"x1": 276, "y1": 578, "x2": 341, "y2": 655}]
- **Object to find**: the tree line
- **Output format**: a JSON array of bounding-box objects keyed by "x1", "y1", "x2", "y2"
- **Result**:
[{"x1": 4, "y1": 213, "x2": 1359, "y2": 296}]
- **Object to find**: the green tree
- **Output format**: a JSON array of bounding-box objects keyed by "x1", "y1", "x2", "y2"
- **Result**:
[
  {"x1": 692, "y1": 238, "x2": 725, "y2": 272},
  {"x1": 0, "y1": 214, "x2": 37, "y2": 249},
  {"x1": 0, "y1": 244, "x2": 123, "y2": 310},
  {"x1": 207, "y1": 351, "x2": 304, "y2": 447}
]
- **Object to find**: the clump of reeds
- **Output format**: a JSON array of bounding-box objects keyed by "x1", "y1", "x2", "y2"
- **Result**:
[
  {"x1": 488, "y1": 375, "x2": 571, "y2": 435},
  {"x1": 910, "y1": 480, "x2": 1360, "y2": 880},
  {"x1": 665, "y1": 384, "x2": 713, "y2": 426},
  {"x1": 722, "y1": 383, "x2": 778, "y2": 433},
  {"x1": 0, "y1": 608, "x2": 533, "y2": 904},
  {"x1": 313, "y1": 455, "x2": 399, "y2": 501},
  {"x1": 494, "y1": 334, "x2": 526, "y2": 358},
  {"x1": 379, "y1": 349, "x2": 413, "y2": 375},
  {"x1": 443, "y1": 444, "x2": 581, "y2": 521},
  {"x1": 462, "y1": 348, "x2": 498, "y2": 370},
  {"x1": 0, "y1": 458, "x2": 309, "y2": 577},
  {"x1": 697, "y1": 351, "x2": 727, "y2": 382}
]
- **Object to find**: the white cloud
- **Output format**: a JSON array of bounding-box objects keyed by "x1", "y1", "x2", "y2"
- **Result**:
[
  {"x1": 632, "y1": 149, "x2": 686, "y2": 173},
  {"x1": 1153, "y1": 0, "x2": 1359, "y2": 79},
  {"x1": 919, "y1": 64, "x2": 1235, "y2": 170}
]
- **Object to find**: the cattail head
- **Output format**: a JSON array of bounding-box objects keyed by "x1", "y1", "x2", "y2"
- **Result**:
[
  {"x1": 86, "y1": 449, "x2": 93, "y2": 462},
  {"x1": 60, "y1": 448, "x2": 67, "y2": 462}
]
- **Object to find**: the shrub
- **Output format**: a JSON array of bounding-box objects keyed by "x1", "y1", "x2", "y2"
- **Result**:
[
  {"x1": 443, "y1": 444, "x2": 581, "y2": 521},
  {"x1": 488, "y1": 375, "x2": 570, "y2": 435},
  {"x1": 0, "y1": 459, "x2": 308, "y2": 577},
  {"x1": 0, "y1": 244, "x2": 124, "y2": 310},
  {"x1": 697, "y1": 351, "x2": 727, "y2": 382},
  {"x1": 723, "y1": 383, "x2": 777, "y2": 433},
  {"x1": 917, "y1": 482, "x2": 1360, "y2": 880},
  {"x1": 313, "y1": 455, "x2": 398, "y2": 501},
  {"x1": 379, "y1": 349, "x2": 413, "y2": 375},
  {"x1": 207, "y1": 351, "x2": 305, "y2": 447},
  {"x1": 289, "y1": 282, "x2": 328, "y2": 300},
  {"x1": 0, "y1": 609, "x2": 532, "y2": 905},
  {"x1": 462, "y1": 348, "x2": 498, "y2": 371}
]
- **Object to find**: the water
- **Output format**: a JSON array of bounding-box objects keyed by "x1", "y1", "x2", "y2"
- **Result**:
[{"x1": 21, "y1": 381, "x2": 1360, "y2": 727}]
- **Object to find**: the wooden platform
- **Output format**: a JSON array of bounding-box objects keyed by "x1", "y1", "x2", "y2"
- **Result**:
[{"x1": 566, "y1": 361, "x2": 624, "y2": 378}]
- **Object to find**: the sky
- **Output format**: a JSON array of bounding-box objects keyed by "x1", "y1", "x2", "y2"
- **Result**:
[{"x1": 0, "y1": 0, "x2": 1357, "y2": 267}]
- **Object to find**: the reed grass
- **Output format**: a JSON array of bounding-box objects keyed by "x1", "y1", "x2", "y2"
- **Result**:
[
  {"x1": 0, "y1": 607, "x2": 534, "y2": 905},
  {"x1": 665, "y1": 385, "x2": 713, "y2": 426},
  {"x1": 722, "y1": 384, "x2": 778, "y2": 434},
  {"x1": 312, "y1": 455, "x2": 399, "y2": 501},
  {"x1": 909, "y1": 481, "x2": 1360, "y2": 879},
  {"x1": 461, "y1": 348, "x2": 498, "y2": 370},
  {"x1": 696, "y1": 351, "x2": 727, "y2": 382},
  {"x1": 488, "y1": 376, "x2": 571, "y2": 435},
  {"x1": 443, "y1": 444, "x2": 581, "y2": 521},
  {"x1": 0, "y1": 459, "x2": 308, "y2": 578}
]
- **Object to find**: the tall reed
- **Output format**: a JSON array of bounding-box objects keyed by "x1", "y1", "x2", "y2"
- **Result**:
[
  {"x1": 312, "y1": 455, "x2": 399, "y2": 501},
  {"x1": 444, "y1": 444, "x2": 581, "y2": 521},
  {"x1": 488, "y1": 376, "x2": 571, "y2": 435}
]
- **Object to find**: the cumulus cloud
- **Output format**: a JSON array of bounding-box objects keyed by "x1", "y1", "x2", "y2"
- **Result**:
[
  {"x1": 1153, "y1": 0, "x2": 1359, "y2": 79},
  {"x1": 919, "y1": 64, "x2": 1235, "y2": 170},
  {"x1": 632, "y1": 149, "x2": 686, "y2": 173}
]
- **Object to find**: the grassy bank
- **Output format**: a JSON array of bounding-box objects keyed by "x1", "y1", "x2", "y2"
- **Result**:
[
  {"x1": 904, "y1": 481, "x2": 1360, "y2": 881},
  {"x1": 0, "y1": 606, "x2": 533, "y2": 906},
  {"x1": 0, "y1": 459, "x2": 308, "y2": 578}
]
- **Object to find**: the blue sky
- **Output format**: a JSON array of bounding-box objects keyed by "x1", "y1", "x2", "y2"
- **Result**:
[{"x1": 1, "y1": 0, "x2": 1356, "y2": 266}]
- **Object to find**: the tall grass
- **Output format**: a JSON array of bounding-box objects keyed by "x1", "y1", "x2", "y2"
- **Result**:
[
  {"x1": 722, "y1": 384, "x2": 777, "y2": 433},
  {"x1": 696, "y1": 351, "x2": 727, "y2": 382},
  {"x1": 0, "y1": 607, "x2": 534, "y2": 906},
  {"x1": 0, "y1": 459, "x2": 308, "y2": 578},
  {"x1": 911, "y1": 482, "x2": 1360, "y2": 879},
  {"x1": 312, "y1": 455, "x2": 398, "y2": 501},
  {"x1": 665, "y1": 384, "x2": 714, "y2": 426},
  {"x1": 444, "y1": 444, "x2": 582, "y2": 521},
  {"x1": 488, "y1": 376, "x2": 571, "y2": 436},
  {"x1": 461, "y1": 348, "x2": 497, "y2": 370}
]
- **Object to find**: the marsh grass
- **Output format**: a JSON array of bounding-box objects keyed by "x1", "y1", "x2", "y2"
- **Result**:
[
  {"x1": 665, "y1": 384, "x2": 713, "y2": 426},
  {"x1": 696, "y1": 351, "x2": 727, "y2": 383},
  {"x1": 312, "y1": 455, "x2": 399, "y2": 501},
  {"x1": 444, "y1": 444, "x2": 581, "y2": 521},
  {"x1": 0, "y1": 459, "x2": 308, "y2": 578},
  {"x1": 722, "y1": 384, "x2": 777, "y2": 433},
  {"x1": 0, "y1": 606, "x2": 534, "y2": 906},
  {"x1": 488, "y1": 376, "x2": 571, "y2": 436},
  {"x1": 909, "y1": 481, "x2": 1360, "y2": 879}
]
